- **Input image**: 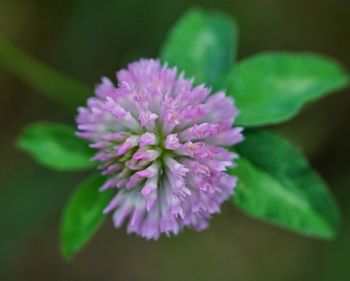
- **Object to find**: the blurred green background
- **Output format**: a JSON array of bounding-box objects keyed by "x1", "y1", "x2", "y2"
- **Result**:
[{"x1": 0, "y1": 0, "x2": 349, "y2": 280}]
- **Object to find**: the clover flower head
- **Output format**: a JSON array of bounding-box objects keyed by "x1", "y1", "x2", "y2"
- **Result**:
[{"x1": 76, "y1": 59, "x2": 243, "y2": 239}]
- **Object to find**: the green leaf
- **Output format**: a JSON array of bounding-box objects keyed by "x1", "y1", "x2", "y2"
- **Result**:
[
  {"x1": 0, "y1": 35, "x2": 90, "y2": 109},
  {"x1": 161, "y1": 8, "x2": 238, "y2": 87},
  {"x1": 60, "y1": 174, "x2": 113, "y2": 260},
  {"x1": 230, "y1": 130, "x2": 341, "y2": 239},
  {"x1": 224, "y1": 52, "x2": 349, "y2": 126},
  {"x1": 17, "y1": 122, "x2": 95, "y2": 170}
]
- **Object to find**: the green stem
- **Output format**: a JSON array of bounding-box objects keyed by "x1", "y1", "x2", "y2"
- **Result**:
[{"x1": 0, "y1": 35, "x2": 91, "y2": 109}]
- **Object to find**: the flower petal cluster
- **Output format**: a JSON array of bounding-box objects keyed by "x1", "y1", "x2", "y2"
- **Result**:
[{"x1": 76, "y1": 59, "x2": 243, "y2": 239}]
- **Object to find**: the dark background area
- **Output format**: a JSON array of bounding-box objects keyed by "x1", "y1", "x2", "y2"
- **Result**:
[{"x1": 0, "y1": 0, "x2": 349, "y2": 280}]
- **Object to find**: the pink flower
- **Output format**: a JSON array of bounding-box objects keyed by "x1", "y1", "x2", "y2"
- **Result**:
[{"x1": 76, "y1": 59, "x2": 243, "y2": 239}]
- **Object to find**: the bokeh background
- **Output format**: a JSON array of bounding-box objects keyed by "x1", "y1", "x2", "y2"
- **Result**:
[{"x1": 0, "y1": 0, "x2": 349, "y2": 280}]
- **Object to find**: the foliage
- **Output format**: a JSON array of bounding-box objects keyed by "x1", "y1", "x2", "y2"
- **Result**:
[
  {"x1": 17, "y1": 122, "x2": 95, "y2": 170},
  {"x1": 231, "y1": 130, "x2": 340, "y2": 239},
  {"x1": 60, "y1": 175, "x2": 113, "y2": 259}
]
